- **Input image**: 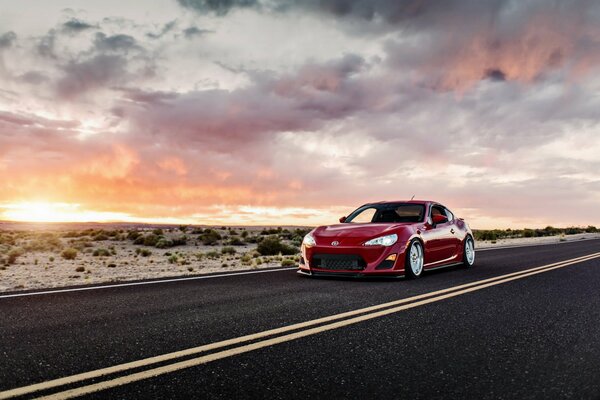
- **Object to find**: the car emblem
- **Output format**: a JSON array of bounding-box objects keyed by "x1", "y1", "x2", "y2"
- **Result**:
[{"x1": 331, "y1": 241, "x2": 340, "y2": 246}]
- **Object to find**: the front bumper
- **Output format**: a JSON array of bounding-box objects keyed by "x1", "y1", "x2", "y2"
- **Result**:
[
  {"x1": 297, "y1": 269, "x2": 405, "y2": 279},
  {"x1": 299, "y1": 242, "x2": 408, "y2": 277}
]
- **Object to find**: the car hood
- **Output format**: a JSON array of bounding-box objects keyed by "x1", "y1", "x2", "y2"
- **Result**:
[{"x1": 313, "y1": 223, "x2": 412, "y2": 240}]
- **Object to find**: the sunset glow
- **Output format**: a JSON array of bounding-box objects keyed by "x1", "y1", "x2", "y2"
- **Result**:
[
  {"x1": 1, "y1": 1, "x2": 600, "y2": 229},
  {"x1": 1, "y1": 202, "x2": 129, "y2": 223}
]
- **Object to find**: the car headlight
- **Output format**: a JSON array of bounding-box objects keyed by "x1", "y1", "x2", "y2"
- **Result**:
[
  {"x1": 364, "y1": 233, "x2": 398, "y2": 247},
  {"x1": 302, "y1": 232, "x2": 316, "y2": 247}
]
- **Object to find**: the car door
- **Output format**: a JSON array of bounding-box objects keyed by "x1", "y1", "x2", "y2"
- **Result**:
[
  {"x1": 444, "y1": 207, "x2": 462, "y2": 258},
  {"x1": 422, "y1": 204, "x2": 455, "y2": 265}
]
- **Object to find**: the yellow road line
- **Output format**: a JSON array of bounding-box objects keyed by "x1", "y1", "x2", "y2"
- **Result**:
[
  {"x1": 1, "y1": 252, "x2": 598, "y2": 400},
  {"x1": 36, "y1": 252, "x2": 600, "y2": 400}
]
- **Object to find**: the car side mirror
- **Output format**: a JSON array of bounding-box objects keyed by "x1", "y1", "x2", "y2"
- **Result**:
[
  {"x1": 431, "y1": 214, "x2": 448, "y2": 225},
  {"x1": 339, "y1": 216, "x2": 347, "y2": 223}
]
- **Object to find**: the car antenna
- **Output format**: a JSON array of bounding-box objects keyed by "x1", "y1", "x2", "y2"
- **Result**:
[{"x1": 410, "y1": 195, "x2": 415, "y2": 200}]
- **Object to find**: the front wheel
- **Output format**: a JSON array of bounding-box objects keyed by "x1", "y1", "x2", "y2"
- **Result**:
[
  {"x1": 462, "y1": 236, "x2": 475, "y2": 267},
  {"x1": 405, "y1": 240, "x2": 424, "y2": 279}
]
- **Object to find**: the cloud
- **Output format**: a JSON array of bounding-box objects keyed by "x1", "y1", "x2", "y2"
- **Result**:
[
  {"x1": 0, "y1": 32, "x2": 17, "y2": 49},
  {"x1": 177, "y1": 0, "x2": 259, "y2": 16},
  {"x1": 182, "y1": 26, "x2": 211, "y2": 38},
  {"x1": 17, "y1": 71, "x2": 49, "y2": 85},
  {"x1": 146, "y1": 20, "x2": 177, "y2": 39},
  {"x1": 56, "y1": 54, "x2": 128, "y2": 99},
  {"x1": 118, "y1": 53, "x2": 369, "y2": 155},
  {"x1": 2, "y1": 2, "x2": 600, "y2": 227},
  {"x1": 36, "y1": 31, "x2": 57, "y2": 58},
  {"x1": 93, "y1": 33, "x2": 140, "y2": 53},
  {"x1": 177, "y1": 0, "x2": 600, "y2": 89},
  {"x1": 62, "y1": 18, "x2": 96, "y2": 33}
]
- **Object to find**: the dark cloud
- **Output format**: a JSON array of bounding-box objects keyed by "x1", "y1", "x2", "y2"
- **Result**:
[
  {"x1": 62, "y1": 18, "x2": 96, "y2": 33},
  {"x1": 177, "y1": 0, "x2": 259, "y2": 15},
  {"x1": 118, "y1": 88, "x2": 179, "y2": 105},
  {"x1": 56, "y1": 55, "x2": 128, "y2": 99},
  {"x1": 37, "y1": 31, "x2": 57, "y2": 58},
  {"x1": 0, "y1": 31, "x2": 17, "y2": 49},
  {"x1": 177, "y1": 0, "x2": 600, "y2": 89},
  {"x1": 146, "y1": 20, "x2": 177, "y2": 39},
  {"x1": 18, "y1": 71, "x2": 49, "y2": 85},
  {"x1": 177, "y1": 0, "x2": 503, "y2": 25},
  {"x1": 93, "y1": 33, "x2": 140, "y2": 53},
  {"x1": 484, "y1": 68, "x2": 506, "y2": 82},
  {"x1": 182, "y1": 26, "x2": 211, "y2": 38}
]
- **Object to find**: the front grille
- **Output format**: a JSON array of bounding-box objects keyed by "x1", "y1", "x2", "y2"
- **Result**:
[{"x1": 311, "y1": 254, "x2": 366, "y2": 271}]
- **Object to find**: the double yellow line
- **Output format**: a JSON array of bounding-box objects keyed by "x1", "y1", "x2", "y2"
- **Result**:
[{"x1": 2, "y1": 252, "x2": 600, "y2": 400}]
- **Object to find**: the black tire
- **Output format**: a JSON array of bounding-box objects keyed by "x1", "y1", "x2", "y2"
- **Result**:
[
  {"x1": 462, "y1": 236, "x2": 475, "y2": 268},
  {"x1": 405, "y1": 239, "x2": 424, "y2": 279}
]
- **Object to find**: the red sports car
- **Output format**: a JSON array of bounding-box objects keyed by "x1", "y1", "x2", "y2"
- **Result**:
[{"x1": 298, "y1": 200, "x2": 475, "y2": 278}]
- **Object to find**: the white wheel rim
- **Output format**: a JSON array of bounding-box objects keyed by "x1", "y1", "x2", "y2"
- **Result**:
[
  {"x1": 465, "y1": 239, "x2": 475, "y2": 265},
  {"x1": 410, "y1": 242, "x2": 424, "y2": 275}
]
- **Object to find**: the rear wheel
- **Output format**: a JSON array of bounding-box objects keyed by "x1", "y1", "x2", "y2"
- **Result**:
[
  {"x1": 462, "y1": 236, "x2": 475, "y2": 267},
  {"x1": 405, "y1": 240, "x2": 424, "y2": 279}
]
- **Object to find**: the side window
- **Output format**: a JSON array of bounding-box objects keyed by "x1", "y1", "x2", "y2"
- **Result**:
[
  {"x1": 351, "y1": 208, "x2": 376, "y2": 223},
  {"x1": 431, "y1": 205, "x2": 445, "y2": 217}
]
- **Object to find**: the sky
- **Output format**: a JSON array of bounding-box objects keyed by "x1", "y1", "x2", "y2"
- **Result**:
[{"x1": 0, "y1": 0, "x2": 599, "y2": 228}]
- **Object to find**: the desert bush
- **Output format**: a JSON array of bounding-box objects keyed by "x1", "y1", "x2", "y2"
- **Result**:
[
  {"x1": 107, "y1": 263, "x2": 117, "y2": 268},
  {"x1": 75, "y1": 266, "x2": 85, "y2": 272},
  {"x1": 226, "y1": 237, "x2": 245, "y2": 246},
  {"x1": 61, "y1": 248, "x2": 78, "y2": 260},
  {"x1": 221, "y1": 246, "x2": 236, "y2": 255},
  {"x1": 522, "y1": 229, "x2": 535, "y2": 238},
  {"x1": 168, "y1": 255, "x2": 178, "y2": 264},
  {"x1": 155, "y1": 239, "x2": 173, "y2": 249},
  {"x1": 565, "y1": 226, "x2": 584, "y2": 235},
  {"x1": 127, "y1": 230, "x2": 141, "y2": 240},
  {"x1": 205, "y1": 250, "x2": 220, "y2": 259},
  {"x1": 135, "y1": 234, "x2": 160, "y2": 247},
  {"x1": 281, "y1": 259, "x2": 296, "y2": 267},
  {"x1": 200, "y1": 229, "x2": 221, "y2": 246},
  {"x1": 62, "y1": 231, "x2": 81, "y2": 238},
  {"x1": 7, "y1": 248, "x2": 24, "y2": 264},
  {"x1": 244, "y1": 235, "x2": 261, "y2": 244},
  {"x1": 171, "y1": 235, "x2": 188, "y2": 246},
  {"x1": 0, "y1": 234, "x2": 18, "y2": 247},
  {"x1": 241, "y1": 231, "x2": 249, "y2": 238},
  {"x1": 93, "y1": 248, "x2": 111, "y2": 257},
  {"x1": 136, "y1": 248, "x2": 152, "y2": 257},
  {"x1": 256, "y1": 236, "x2": 298, "y2": 256},
  {"x1": 260, "y1": 227, "x2": 282, "y2": 235}
]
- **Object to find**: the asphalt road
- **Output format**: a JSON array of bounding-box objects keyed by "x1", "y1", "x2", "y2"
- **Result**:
[{"x1": 1, "y1": 239, "x2": 600, "y2": 399}]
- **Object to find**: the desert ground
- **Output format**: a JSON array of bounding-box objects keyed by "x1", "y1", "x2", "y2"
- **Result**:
[
  {"x1": 0, "y1": 224, "x2": 308, "y2": 292},
  {"x1": 1, "y1": 222, "x2": 598, "y2": 292}
]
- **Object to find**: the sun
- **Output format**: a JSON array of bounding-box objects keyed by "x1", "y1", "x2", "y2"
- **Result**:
[{"x1": 0, "y1": 202, "x2": 128, "y2": 223}]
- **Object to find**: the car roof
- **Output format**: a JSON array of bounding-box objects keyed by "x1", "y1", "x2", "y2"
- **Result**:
[{"x1": 365, "y1": 200, "x2": 433, "y2": 205}]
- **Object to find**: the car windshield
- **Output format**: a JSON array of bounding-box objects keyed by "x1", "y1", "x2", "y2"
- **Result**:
[{"x1": 345, "y1": 203, "x2": 425, "y2": 223}]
